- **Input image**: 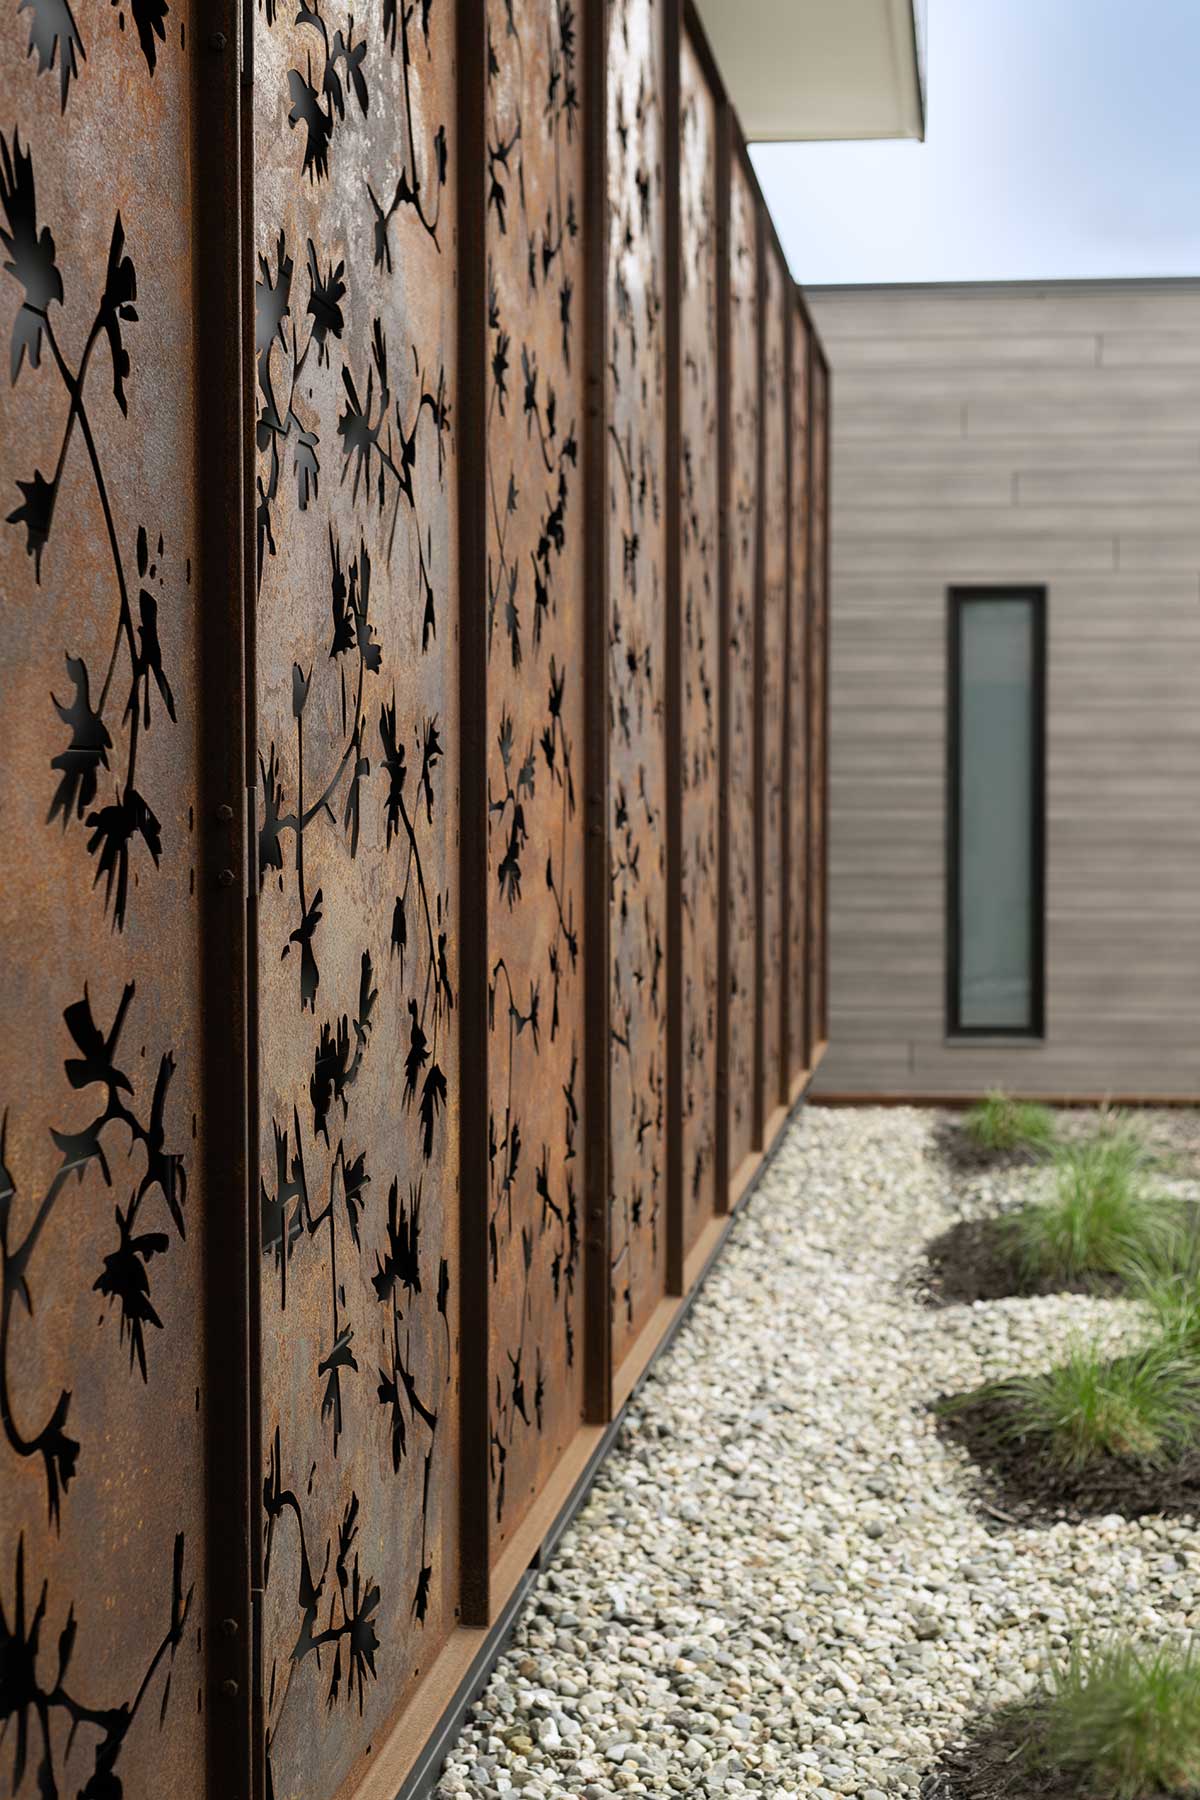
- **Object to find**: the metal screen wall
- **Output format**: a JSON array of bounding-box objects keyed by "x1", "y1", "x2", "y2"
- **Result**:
[
  {"x1": 0, "y1": 0, "x2": 247, "y2": 1793},
  {"x1": 677, "y1": 27, "x2": 722, "y2": 1263},
  {"x1": 252, "y1": 4, "x2": 462, "y2": 1795},
  {"x1": 723, "y1": 147, "x2": 761, "y2": 1193},
  {"x1": 607, "y1": 0, "x2": 670, "y2": 1371},
  {"x1": 0, "y1": 4, "x2": 830, "y2": 1797},
  {"x1": 760, "y1": 232, "x2": 790, "y2": 1130},
  {"x1": 787, "y1": 299, "x2": 813, "y2": 1093}
]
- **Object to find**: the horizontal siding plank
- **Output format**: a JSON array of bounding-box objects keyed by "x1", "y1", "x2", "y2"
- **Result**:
[
  {"x1": 832, "y1": 468, "x2": 1014, "y2": 507},
  {"x1": 1017, "y1": 469, "x2": 1200, "y2": 504},
  {"x1": 835, "y1": 535, "x2": 1117, "y2": 574},
  {"x1": 966, "y1": 398, "x2": 1200, "y2": 437},
  {"x1": 834, "y1": 439, "x2": 1200, "y2": 472},
  {"x1": 837, "y1": 365, "x2": 1200, "y2": 405},
  {"x1": 810, "y1": 286, "x2": 1200, "y2": 339},
  {"x1": 834, "y1": 502, "x2": 1200, "y2": 538},
  {"x1": 825, "y1": 333, "x2": 1101, "y2": 370},
  {"x1": 1101, "y1": 332, "x2": 1200, "y2": 366}
]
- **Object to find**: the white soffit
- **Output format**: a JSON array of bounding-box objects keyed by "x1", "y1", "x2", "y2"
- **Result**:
[{"x1": 695, "y1": 0, "x2": 926, "y2": 143}]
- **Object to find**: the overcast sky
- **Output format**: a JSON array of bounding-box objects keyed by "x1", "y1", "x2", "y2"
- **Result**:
[{"x1": 751, "y1": 0, "x2": 1200, "y2": 286}]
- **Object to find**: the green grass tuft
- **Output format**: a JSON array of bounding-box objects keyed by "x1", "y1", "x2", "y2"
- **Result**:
[
  {"x1": 1006, "y1": 1131, "x2": 1180, "y2": 1286},
  {"x1": 1130, "y1": 1241, "x2": 1200, "y2": 1354},
  {"x1": 1022, "y1": 1636, "x2": 1200, "y2": 1798},
  {"x1": 963, "y1": 1091, "x2": 1057, "y2": 1155},
  {"x1": 984, "y1": 1340, "x2": 1200, "y2": 1470}
]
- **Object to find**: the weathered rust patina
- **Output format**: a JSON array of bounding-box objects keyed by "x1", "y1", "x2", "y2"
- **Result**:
[{"x1": 252, "y1": 4, "x2": 462, "y2": 1795}]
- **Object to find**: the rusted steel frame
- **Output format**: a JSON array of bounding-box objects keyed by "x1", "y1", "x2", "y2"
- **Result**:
[
  {"x1": 584, "y1": 0, "x2": 614, "y2": 1424},
  {"x1": 778, "y1": 296, "x2": 795, "y2": 1111},
  {"x1": 749, "y1": 156, "x2": 767, "y2": 1151},
  {"x1": 713, "y1": 93, "x2": 733, "y2": 1214},
  {"x1": 818, "y1": 342, "x2": 832, "y2": 1045},
  {"x1": 458, "y1": 0, "x2": 491, "y2": 1628},
  {"x1": 197, "y1": 5, "x2": 256, "y2": 1796},
  {"x1": 791, "y1": 283, "x2": 819, "y2": 1079},
  {"x1": 663, "y1": 0, "x2": 685, "y2": 1295},
  {"x1": 802, "y1": 320, "x2": 819, "y2": 1069}
]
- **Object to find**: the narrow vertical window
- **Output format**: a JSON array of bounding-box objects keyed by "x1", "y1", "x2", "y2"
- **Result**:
[{"x1": 947, "y1": 588, "x2": 1045, "y2": 1037}]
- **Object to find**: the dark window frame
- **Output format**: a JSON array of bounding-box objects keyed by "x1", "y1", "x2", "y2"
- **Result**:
[{"x1": 946, "y1": 585, "x2": 1046, "y2": 1040}]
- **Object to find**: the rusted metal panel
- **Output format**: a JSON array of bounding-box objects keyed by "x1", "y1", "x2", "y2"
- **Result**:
[
  {"x1": 0, "y1": 9, "x2": 213, "y2": 1797},
  {"x1": 787, "y1": 302, "x2": 811, "y2": 1083},
  {"x1": 607, "y1": 0, "x2": 668, "y2": 1370},
  {"x1": 485, "y1": 0, "x2": 588, "y2": 1551},
  {"x1": 725, "y1": 151, "x2": 760, "y2": 1175},
  {"x1": 760, "y1": 234, "x2": 788, "y2": 1118},
  {"x1": 808, "y1": 352, "x2": 830, "y2": 1053},
  {"x1": 678, "y1": 26, "x2": 721, "y2": 1252},
  {"x1": 252, "y1": 5, "x2": 461, "y2": 1795}
]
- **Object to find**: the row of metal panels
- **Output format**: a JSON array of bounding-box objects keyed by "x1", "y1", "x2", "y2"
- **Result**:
[{"x1": 0, "y1": 3, "x2": 828, "y2": 1799}]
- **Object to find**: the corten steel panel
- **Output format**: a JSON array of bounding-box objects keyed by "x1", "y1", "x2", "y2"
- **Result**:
[
  {"x1": 725, "y1": 154, "x2": 760, "y2": 1174},
  {"x1": 607, "y1": 0, "x2": 668, "y2": 1370},
  {"x1": 808, "y1": 353, "x2": 830, "y2": 1052},
  {"x1": 252, "y1": 6, "x2": 461, "y2": 1796},
  {"x1": 485, "y1": 0, "x2": 587, "y2": 1553},
  {"x1": 678, "y1": 28, "x2": 721, "y2": 1253},
  {"x1": 786, "y1": 303, "x2": 811, "y2": 1084},
  {"x1": 760, "y1": 236, "x2": 788, "y2": 1119},
  {"x1": 0, "y1": 11, "x2": 213, "y2": 1799}
]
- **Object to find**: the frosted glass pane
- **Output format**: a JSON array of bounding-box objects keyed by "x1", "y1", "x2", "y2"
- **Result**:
[{"x1": 957, "y1": 599, "x2": 1035, "y2": 1030}]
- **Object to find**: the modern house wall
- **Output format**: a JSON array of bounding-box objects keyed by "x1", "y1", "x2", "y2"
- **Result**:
[{"x1": 808, "y1": 279, "x2": 1200, "y2": 1102}]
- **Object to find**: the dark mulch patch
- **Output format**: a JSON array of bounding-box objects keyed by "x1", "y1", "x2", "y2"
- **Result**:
[
  {"x1": 922, "y1": 1713, "x2": 1189, "y2": 1800},
  {"x1": 934, "y1": 1390, "x2": 1200, "y2": 1526},
  {"x1": 917, "y1": 1214, "x2": 1124, "y2": 1308},
  {"x1": 917, "y1": 1196, "x2": 1200, "y2": 1309},
  {"x1": 930, "y1": 1116, "x2": 1049, "y2": 1175}
]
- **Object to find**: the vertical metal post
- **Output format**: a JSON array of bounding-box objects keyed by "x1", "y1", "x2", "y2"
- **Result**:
[
  {"x1": 820, "y1": 351, "x2": 833, "y2": 1046},
  {"x1": 197, "y1": 4, "x2": 255, "y2": 1794},
  {"x1": 583, "y1": 0, "x2": 614, "y2": 1424},
  {"x1": 663, "y1": 0, "x2": 685, "y2": 1295},
  {"x1": 713, "y1": 99, "x2": 733, "y2": 1213},
  {"x1": 751, "y1": 183, "x2": 767, "y2": 1151},
  {"x1": 803, "y1": 327, "x2": 818, "y2": 1071},
  {"x1": 778, "y1": 298, "x2": 795, "y2": 1111},
  {"x1": 457, "y1": 0, "x2": 491, "y2": 1629}
]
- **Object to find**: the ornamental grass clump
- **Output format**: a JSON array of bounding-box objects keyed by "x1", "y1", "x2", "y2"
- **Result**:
[
  {"x1": 1020, "y1": 1637, "x2": 1200, "y2": 1799},
  {"x1": 983, "y1": 1339, "x2": 1200, "y2": 1471},
  {"x1": 963, "y1": 1090, "x2": 1056, "y2": 1156},
  {"x1": 1007, "y1": 1129, "x2": 1181, "y2": 1287}
]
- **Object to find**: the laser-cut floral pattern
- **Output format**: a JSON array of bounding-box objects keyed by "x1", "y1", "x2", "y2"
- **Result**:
[
  {"x1": 726, "y1": 153, "x2": 759, "y2": 1180},
  {"x1": 607, "y1": 0, "x2": 666, "y2": 1370},
  {"x1": 0, "y1": 6, "x2": 207, "y2": 1795},
  {"x1": 760, "y1": 237, "x2": 788, "y2": 1122},
  {"x1": 677, "y1": 30, "x2": 720, "y2": 1253},
  {"x1": 787, "y1": 302, "x2": 810, "y2": 1085},
  {"x1": 253, "y1": 3, "x2": 460, "y2": 1793},
  {"x1": 485, "y1": 0, "x2": 586, "y2": 1546}
]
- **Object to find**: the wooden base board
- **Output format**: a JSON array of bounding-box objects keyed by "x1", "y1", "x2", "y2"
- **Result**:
[
  {"x1": 760, "y1": 1099, "x2": 789, "y2": 1154},
  {"x1": 727, "y1": 1146, "x2": 761, "y2": 1212}
]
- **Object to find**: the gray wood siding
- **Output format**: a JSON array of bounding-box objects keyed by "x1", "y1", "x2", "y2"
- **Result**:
[{"x1": 808, "y1": 280, "x2": 1200, "y2": 1100}]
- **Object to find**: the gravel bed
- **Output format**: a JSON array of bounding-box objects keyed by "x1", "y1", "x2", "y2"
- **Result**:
[{"x1": 436, "y1": 1106, "x2": 1200, "y2": 1800}]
